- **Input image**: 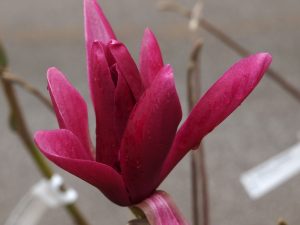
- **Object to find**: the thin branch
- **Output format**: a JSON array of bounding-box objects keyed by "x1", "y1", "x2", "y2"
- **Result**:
[
  {"x1": 161, "y1": 2, "x2": 210, "y2": 224},
  {"x1": 127, "y1": 219, "x2": 149, "y2": 225},
  {"x1": 189, "y1": 1, "x2": 203, "y2": 31},
  {"x1": 277, "y1": 219, "x2": 288, "y2": 225},
  {"x1": 199, "y1": 19, "x2": 300, "y2": 102},
  {"x1": 2, "y1": 72, "x2": 53, "y2": 111},
  {"x1": 157, "y1": 0, "x2": 300, "y2": 103},
  {"x1": 187, "y1": 40, "x2": 203, "y2": 109},
  {"x1": 187, "y1": 39, "x2": 209, "y2": 225},
  {"x1": 0, "y1": 43, "x2": 90, "y2": 225},
  {"x1": 157, "y1": 0, "x2": 190, "y2": 17}
]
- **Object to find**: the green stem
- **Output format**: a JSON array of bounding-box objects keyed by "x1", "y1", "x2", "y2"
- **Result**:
[{"x1": 129, "y1": 207, "x2": 146, "y2": 219}]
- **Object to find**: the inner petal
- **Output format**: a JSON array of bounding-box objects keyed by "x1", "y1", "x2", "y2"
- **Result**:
[{"x1": 110, "y1": 63, "x2": 119, "y2": 87}]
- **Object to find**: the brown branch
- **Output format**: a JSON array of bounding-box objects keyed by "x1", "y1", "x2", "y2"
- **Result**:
[
  {"x1": 127, "y1": 219, "x2": 149, "y2": 225},
  {"x1": 277, "y1": 219, "x2": 288, "y2": 225},
  {"x1": 0, "y1": 43, "x2": 90, "y2": 225},
  {"x1": 187, "y1": 40, "x2": 203, "y2": 109},
  {"x1": 157, "y1": 0, "x2": 300, "y2": 103},
  {"x1": 157, "y1": 0, "x2": 190, "y2": 17},
  {"x1": 2, "y1": 72, "x2": 53, "y2": 111},
  {"x1": 189, "y1": 1, "x2": 203, "y2": 31},
  {"x1": 187, "y1": 39, "x2": 209, "y2": 225}
]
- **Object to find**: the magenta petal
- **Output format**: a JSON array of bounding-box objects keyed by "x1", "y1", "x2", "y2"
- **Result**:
[
  {"x1": 84, "y1": 0, "x2": 116, "y2": 48},
  {"x1": 160, "y1": 53, "x2": 272, "y2": 180},
  {"x1": 139, "y1": 28, "x2": 164, "y2": 88},
  {"x1": 84, "y1": 0, "x2": 116, "y2": 93},
  {"x1": 114, "y1": 64, "x2": 135, "y2": 139},
  {"x1": 108, "y1": 41, "x2": 144, "y2": 100},
  {"x1": 120, "y1": 65, "x2": 182, "y2": 203},
  {"x1": 136, "y1": 191, "x2": 189, "y2": 225},
  {"x1": 34, "y1": 129, "x2": 130, "y2": 206},
  {"x1": 47, "y1": 68, "x2": 93, "y2": 159},
  {"x1": 90, "y1": 42, "x2": 120, "y2": 167}
]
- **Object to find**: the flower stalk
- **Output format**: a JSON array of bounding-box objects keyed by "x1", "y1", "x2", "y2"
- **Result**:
[{"x1": 0, "y1": 41, "x2": 90, "y2": 225}]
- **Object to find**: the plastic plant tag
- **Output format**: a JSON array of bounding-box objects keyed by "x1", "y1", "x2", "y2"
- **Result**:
[
  {"x1": 5, "y1": 174, "x2": 78, "y2": 225},
  {"x1": 32, "y1": 174, "x2": 78, "y2": 208},
  {"x1": 240, "y1": 142, "x2": 300, "y2": 199}
]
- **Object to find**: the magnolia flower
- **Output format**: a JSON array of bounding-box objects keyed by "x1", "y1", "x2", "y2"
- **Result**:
[{"x1": 34, "y1": 0, "x2": 272, "y2": 206}]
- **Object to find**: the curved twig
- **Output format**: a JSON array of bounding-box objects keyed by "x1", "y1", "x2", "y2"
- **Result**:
[
  {"x1": 2, "y1": 72, "x2": 53, "y2": 111},
  {"x1": 157, "y1": 0, "x2": 300, "y2": 103}
]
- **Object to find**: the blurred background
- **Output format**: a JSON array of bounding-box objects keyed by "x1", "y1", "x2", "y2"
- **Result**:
[{"x1": 1, "y1": 0, "x2": 300, "y2": 224}]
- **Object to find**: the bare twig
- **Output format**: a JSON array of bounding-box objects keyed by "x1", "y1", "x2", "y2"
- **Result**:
[
  {"x1": 160, "y1": 1, "x2": 210, "y2": 224},
  {"x1": 157, "y1": 0, "x2": 190, "y2": 17},
  {"x1": 2, "y1": 72, "x2": 53, "y2": 110},
  {"x1": 200, "y1": 19, "x2": 300, "y2": 102},
  {"x1": 127, "y1": 219, "x2": 149, "y2": 225},
  {"x1": 187, "y1": 39, "x2": 209, "y2": 225},
  {"x1": 157, "y1": 0, "x2": 300, "y2": 103},
  {"x1": 187, "y1": 40, "x2": 203, "y2": 109},
  {"x1": 277, "y1": 219, "x2": 288, "y2": 225},
  {"x1": 189, "y1": 2, "x2": 203, "y2": 31},
  {"x1": 0, "y1": 43, "x2": 90, "y2": 225}
]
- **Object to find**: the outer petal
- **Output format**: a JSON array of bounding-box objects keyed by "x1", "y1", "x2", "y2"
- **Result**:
[
  {"x1": 160, "y1": 52, "x2": 272, "y2": 180},
  {"x1": 84, "y1": 0, "x2": 116, "y2": 49},
  {"x1": 34, "y1": 129, "x2": 130, "y2": 206},
  {"x1": 84, "y1": 0, "x2": 116, "y2": 101},
  {"x1": 108, "y1": 40, "x2": 144, "y2": 101},
  {"x1": 135, "y1": 191, "x2": 189, "y2": 225},
  {"x1": 139, "y1": 28, "x2": 164, "y2": 88},
  {"x1": 47, "y1": 68, "x2": 93, "y2": 159},
  {"x1": 90, "y1": 42, "x2": 119, "y2": 167},
  {"x1": 120, "y1": 65, "x2": 182, "y2": 203}
]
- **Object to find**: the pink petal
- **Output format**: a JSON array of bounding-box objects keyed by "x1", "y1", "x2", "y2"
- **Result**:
[
  {"x1": 47, "y1": 68, "x2": 93, "y2": 159},
  {"x1": 108, "y1": 40, "x2": 144, "y2": 101},
  {"x1": 120, "y1": 65, "x2": 182, "y2": 203},
  {"x1": 90, "y1": 42, "x2": 120, "y2": 167},
  {"x1": 139, "y1": 28, "x2": 164, "y2": 88},
  {"x1": 34, "y1": 129, "x2": 131, "y2": 206},
  {"x1": 84, "y1": 0, "x2": 116, "y2": 48},
  {"x1": 135, "y1": 191, "x2": 189, "y2": 225},
  {"x1": 160, "y1": 53, "x2": 272, "y2": 180}
]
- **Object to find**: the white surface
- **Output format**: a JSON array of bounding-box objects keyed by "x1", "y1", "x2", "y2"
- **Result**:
[
  {"x1": 32, "y1": 174, "x2": 78, "y2": 208},
  {"x1": 241, "y1": 142, "x2": 300, "y2": 199},
  {"x1": 4, "y1": 175, "x2": 78, "y2": 225}
]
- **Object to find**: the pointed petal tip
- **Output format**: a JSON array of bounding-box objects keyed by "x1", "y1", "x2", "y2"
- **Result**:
[
  {"x1": 84, "y1": 0, "x2": 116, "y2": 44},
  {"x1": 46, "y1": 67, "x2": 66, "y2": 82},
  {"x1": 108, "y1": 39, "x2": 121, "y2": 46},
  {"x1": 46, "y1": 67, "x2": 58, "y2": 77},
  {"x1": 33, "y1": 130, "x2": 43, "y2": 143},
  {"x1": 250, "y1": 52, "x2": 272, "y2": 80},
  {"x1": 254, "y1": 52, "x2": 272, "y2": 67},
  {"x1": 164, "y1": 64, "x2": 173, "y2": 73},
  {"x1": 159, "y1": 64, "x2": 174, "y2": 81},
  {"x1": 139, "y1": 28, "x2": 164, "y2": 88},
  {"x1": 143, "y1": 27, "x2": 154, "y2": 36},
  {"x1": 257, "y1": 51, "x2": 272, "y2": 60}
]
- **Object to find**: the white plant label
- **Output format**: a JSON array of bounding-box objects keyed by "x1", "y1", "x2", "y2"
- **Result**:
[
  {"x1": 240, "y1": 142, "x2": 300, "y2": 199},
  {"x1": 5, "y1": 174, "x2": 78, "y2": 225}
]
